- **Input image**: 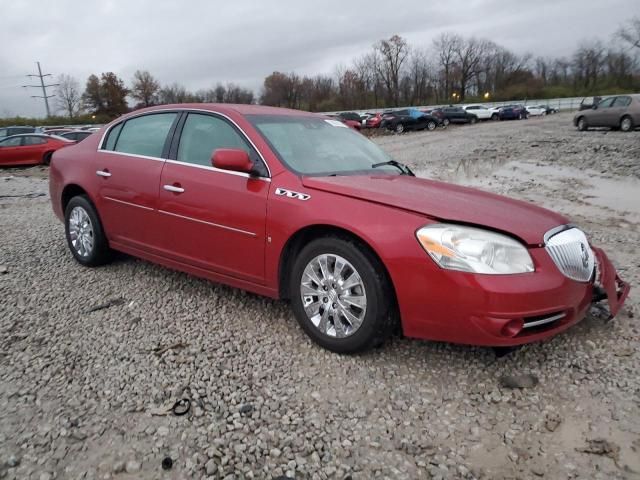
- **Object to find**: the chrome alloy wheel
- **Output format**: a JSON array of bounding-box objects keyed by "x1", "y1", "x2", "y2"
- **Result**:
[
  {"x1": 68, "y1": 206, "x2": 94, "y2": 257},
  {"x1": 300, "y1": 254, "x2": 367, "y2": 338}
]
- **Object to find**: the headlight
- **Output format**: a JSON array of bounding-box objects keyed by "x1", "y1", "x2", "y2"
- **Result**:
[{"x1": 416, "y1": 224, "x2": 534, "y2": 274}]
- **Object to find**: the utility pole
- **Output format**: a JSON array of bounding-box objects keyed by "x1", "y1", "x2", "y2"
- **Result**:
[{"x1": 22, "y1": 61, "x2": 58, "y2": 117}]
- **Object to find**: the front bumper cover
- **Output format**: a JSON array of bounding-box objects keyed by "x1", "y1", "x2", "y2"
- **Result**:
[{"x1": 592, "y1": 247, "x2": 630, "y2": 318}]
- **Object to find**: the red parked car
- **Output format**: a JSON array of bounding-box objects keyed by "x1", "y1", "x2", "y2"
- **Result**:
[
  {"x1": 0, "y1": 134, "x2": 74, "y2": 166},
  {"x1": 49, "y1": 104, "x2": 629, "y2": 353},
  {"x1": 365, "y1": 113, "x2": 382, "y2": 128}
]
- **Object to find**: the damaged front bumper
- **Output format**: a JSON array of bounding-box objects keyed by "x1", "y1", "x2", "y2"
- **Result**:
[{"x1": 592, "y1": 247, "x2": 630, "y2": 318}]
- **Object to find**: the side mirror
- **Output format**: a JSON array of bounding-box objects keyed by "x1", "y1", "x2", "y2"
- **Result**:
[{"x1": 211, "y1": 149, "x2": 255, "y2": 175}]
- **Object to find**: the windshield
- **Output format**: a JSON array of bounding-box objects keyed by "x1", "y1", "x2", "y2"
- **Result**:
[{"x1": 248, "y1": 115, "x2": 398, "y2": 176}]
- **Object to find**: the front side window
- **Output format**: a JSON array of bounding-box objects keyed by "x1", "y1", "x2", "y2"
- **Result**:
[
  {"x1": 177, "y1": 113, "x2": 266, "y2": 175},
  {"x1": 112, "y1": 113, "x2": 177, "y2": 158},
  {"x1": 249, "y1": 115, "x2": 399, "y2": 176},
  {"x1": 0, "y1": 137, "x2": 23, "y2": 147},
  {"x1": 597, "y1": 97, "x2": 615, "y2": 108}
]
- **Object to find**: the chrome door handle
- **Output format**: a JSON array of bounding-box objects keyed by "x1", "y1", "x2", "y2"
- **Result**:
[
  {"x1": 96, "y1": 170, "x2": 111, "y2": 177},
  {"x1": 163, "y1": 184, "x2": 185, "y2": 193}
]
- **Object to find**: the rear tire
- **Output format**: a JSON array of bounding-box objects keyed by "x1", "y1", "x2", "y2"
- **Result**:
[
  {"x1": 442, "y1": 118, "x2": 450, "y2": 126},
  {"x1": 395, "y1": 123, "x2": 405, "y2": 134},
  {"x1": 64, "y1": 195, "x2": 112, "y2": 267},
  {"x1": 427, "y1": 121, "x2": 436, "y2": 131},
  {"x1": 577, "y1": 117, "x2": 588, "y2": 131},
  {"x1": 620, "y1": 116, "x2": 634, "y2": 132},
  {"x1": 289, "y1": 236, "x2": 396, "y2": 353}
]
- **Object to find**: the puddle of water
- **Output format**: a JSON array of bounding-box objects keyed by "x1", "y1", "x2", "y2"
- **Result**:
[
  {"x1": 415, "y1": 159, "x2": 640, "y2": 220},
  {"x1": 502, "y1": 163, "x2": 640, "y2": 216}
]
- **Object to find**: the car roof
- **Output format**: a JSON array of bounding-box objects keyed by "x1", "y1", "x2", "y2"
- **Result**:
[
  {"x1": 3, "y1": 133, "x2": 50, "y2": 138},
  {"x1": 129, "y1": 103, "x2": 319, "y2": 118}
]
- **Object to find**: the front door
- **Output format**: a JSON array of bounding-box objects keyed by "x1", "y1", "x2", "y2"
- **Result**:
[
  {"x1": 590, "y1": 97, "x2": 616, "y2": 126},
  {"x1": 157, "y1": 112, "x2": 270, "y2": 283},
  {"x1": 94, "y1": 112, "x2": 179, "y2": 252}
]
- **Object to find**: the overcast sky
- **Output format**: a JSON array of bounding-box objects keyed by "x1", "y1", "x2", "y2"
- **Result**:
[{"x1": 1, "y1": 0, "x2": 638, "y2": 117}]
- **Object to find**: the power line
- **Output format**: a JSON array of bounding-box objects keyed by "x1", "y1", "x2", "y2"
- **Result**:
[{"x1": 22, "y1": 61, "x2": 58, "y2": 117}]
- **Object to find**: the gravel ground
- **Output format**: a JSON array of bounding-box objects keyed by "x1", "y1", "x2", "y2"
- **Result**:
[{"x1": 0, "y1": 112, "x2": 638, "y2": 480}]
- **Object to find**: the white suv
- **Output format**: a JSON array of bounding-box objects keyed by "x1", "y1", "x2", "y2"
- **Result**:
[{"x1": 463, "y1": 105, "x2": 496, "y2": 121}]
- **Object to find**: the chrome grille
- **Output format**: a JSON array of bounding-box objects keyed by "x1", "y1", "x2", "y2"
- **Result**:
[{"x1": 544, "y1": 227, "x2": 595, "y2": 282}]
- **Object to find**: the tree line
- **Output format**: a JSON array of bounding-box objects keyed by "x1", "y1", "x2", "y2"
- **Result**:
[{"x1": 45, "y1": 15, "x2": 640, "y2": 120}]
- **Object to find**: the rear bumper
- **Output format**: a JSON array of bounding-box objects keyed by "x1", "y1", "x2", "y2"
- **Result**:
[{"x1": 396, "y1": 246, "x2": 630, "y2": 346}]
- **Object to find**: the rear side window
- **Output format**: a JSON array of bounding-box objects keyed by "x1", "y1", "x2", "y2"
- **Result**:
[
  {"x1": 23, "y1": 136, "x2": 47, "y2": 145},
  {"x1": 613, "y1": 96, "x2": 631, "y2": 107},
  {"x1": 103, "y1": 123, "x2": 123, "y2": 150},
  {"x1": 112, "y1": 113, "x2": 177, "y2": 158},
  {"x1": 177, "y1": 113, "x2": 266, "y2": 175},
  {"x1": 0, "y1": 137, "x2": 22, "y2": 147}
]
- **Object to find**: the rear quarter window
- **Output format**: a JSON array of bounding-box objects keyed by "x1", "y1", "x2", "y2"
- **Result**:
[{"x1": 107, "y1": 113, "x2": 177, "y2": 158}]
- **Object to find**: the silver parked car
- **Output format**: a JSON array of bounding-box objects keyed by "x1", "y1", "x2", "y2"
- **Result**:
[{"x1": 574, "y1": 94, "x2": 640, "y2": 132}]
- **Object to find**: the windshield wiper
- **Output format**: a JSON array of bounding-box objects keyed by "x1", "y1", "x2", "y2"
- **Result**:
[{"x1": 371, "y1": 160, "x2": 415, "y2": 176}]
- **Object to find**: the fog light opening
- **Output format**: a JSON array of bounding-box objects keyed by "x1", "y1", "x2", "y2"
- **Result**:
[{"x1": 501, "y1": 318, "x2": 524, "y2": 337}]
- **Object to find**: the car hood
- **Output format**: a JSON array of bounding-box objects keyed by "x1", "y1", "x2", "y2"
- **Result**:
[{"x1": 301, "y1": 175, "x2": 568, "y2": 245}]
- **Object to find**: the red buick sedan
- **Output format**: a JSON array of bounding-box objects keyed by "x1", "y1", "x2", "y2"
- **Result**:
[
  {"x1": 48, "y1": 104, "x2": 629, "y2": 353},
  {"x1": 0, "y1": 134, "x2": 74, "y2": 166}
]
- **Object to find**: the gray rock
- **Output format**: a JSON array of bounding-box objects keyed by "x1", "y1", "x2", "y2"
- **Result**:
[{"x1": 499, "y1": 374, "x2": 539, "y2": 389}]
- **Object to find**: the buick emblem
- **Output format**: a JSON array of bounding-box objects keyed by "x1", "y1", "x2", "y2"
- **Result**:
[{"x1": 580, "y1": 243, "x2": 589, "y2": 269}]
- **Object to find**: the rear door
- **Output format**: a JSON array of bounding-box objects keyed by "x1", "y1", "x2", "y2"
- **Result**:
[
  {"x1": 610, "y1": 96, "x2": 632, "y2": 126},
  {"x1": 21, "y1": 135, "x2": 48, "y2": 163},
  {"x1": 95, "y1": 112, "x2": 179, "y2": 252},
  {"x1": 157, "y1": 111, "x2": 270, "y2": 283},
  {"x1": 0, "y1": 136, "x2": 24, "y2": 165}
]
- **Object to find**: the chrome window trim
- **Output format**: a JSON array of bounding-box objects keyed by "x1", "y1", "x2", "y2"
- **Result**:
[
  {"x1": 164, "y1": 159, "x2": 271, "y2": 182},
  {"x1": 104, "y1": 196, "x2": 154, "y2": 211},
  {"x1": 97, "y1": 107, "x2": 272, "y2": 179},
  {"x1": 158, "y1": 209, "x2": 257, "y2": 237},
  {"x1": 99, "y1": 150, "x2": 165, "y2": 163},
  {"x1": 543, "y1": 224, "x2": 576, "y2": 245}
]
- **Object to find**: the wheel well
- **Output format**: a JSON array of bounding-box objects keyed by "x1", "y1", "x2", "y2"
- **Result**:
[
  {"x1": 278, "y1": 225, "x2": 397, "y2": 305},
  {"x1": 61, "y1": 184, "x2": 88, "y2": 212}
]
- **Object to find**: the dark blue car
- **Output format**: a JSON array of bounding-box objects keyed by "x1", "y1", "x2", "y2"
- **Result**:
[{"x1": 498, "y1": 105, "x2": 529, "y2": 120}]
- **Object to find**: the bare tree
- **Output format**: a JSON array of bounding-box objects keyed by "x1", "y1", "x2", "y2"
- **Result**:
[
  {"x1": 374, "y1": 35, "x2": 410, "y2": 106},
  {"x1": 617, "y1": 16, "x2": 640, "y2": 50},
  {"x1": 131, "y1": 70, "x2": 160, "y2": 108},
  {"x1": 433, "y1": 33, "x2": 462, "y2": 102},
  {"x1": 55, "y1": 74, "x2": 82, "y2": 118},
  {"x1": 454, "y1": 37, "x2": 490, "y2": 100}
]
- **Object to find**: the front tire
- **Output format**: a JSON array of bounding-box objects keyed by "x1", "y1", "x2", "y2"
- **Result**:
[
  {"x1": 470, "y1": 116, "x2": 477, "y2": 125},
  {"x1": 442, "y1": 118, "x2": 450, "y2": 126},
  {"x1": 289, "y1": 236, "x2": 395, "y2": 353},
  {"x1": 395, "y1": 123, "x2": 405, "y2": 134},
  {"x1": 427, "y1": 121, "x2": 437, "y2": 131},
  {"x1": 43, "y1": 151, "x2": 53, "y2": 165},
  {"x1": 64, "y1": 195, "x2": 112, "y2": 267},
  {"x1": 620, "y1": 116, "x2": 634, "y2": 132},
  {"x1": 577, "y1": 117, "x2": 588, "y2": 131},
  {"x1": 491, "y1": 113, "x2": 498, "y2": 121}
]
